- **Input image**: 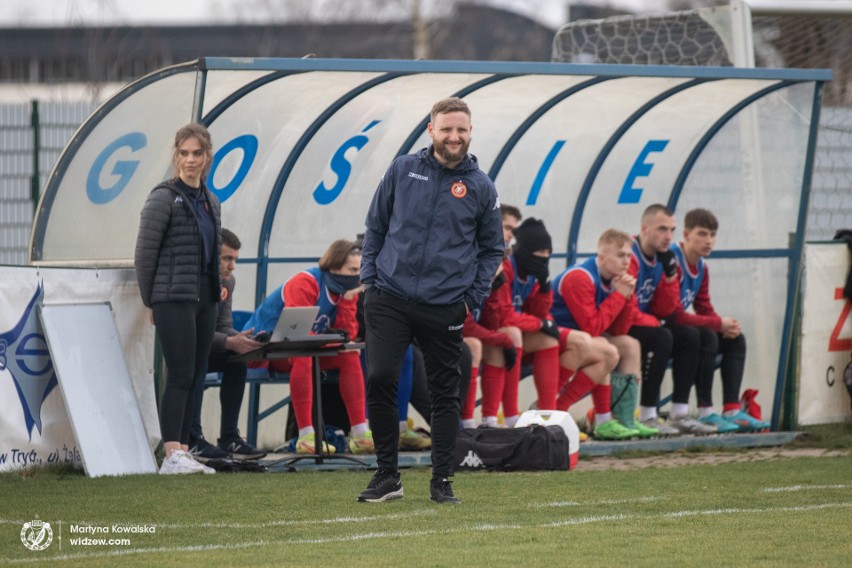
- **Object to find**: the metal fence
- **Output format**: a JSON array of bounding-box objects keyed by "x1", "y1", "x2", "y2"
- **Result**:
[
  {"x1": 0, "y1": 98, "x2": 849, "y2": 266},
  {"x1": 0, "y1": 100, "x2": 96, "y2": 265}
]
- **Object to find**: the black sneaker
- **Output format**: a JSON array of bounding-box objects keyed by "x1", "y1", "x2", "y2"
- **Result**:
[
  {"x1": 217, "y1": 434, "x2": 267, "y2": 461},
  {"x1": 430, "y1": 478, "x2": 461, "y2": 504},
  {"x1": 357, "y1": 469, "x2": 403, "y2": 503},
  {"x1": 189, "y1": 436, "x2": 230, "y2": 462}
]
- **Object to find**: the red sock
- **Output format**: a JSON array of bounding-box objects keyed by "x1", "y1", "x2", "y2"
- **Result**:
[
  {"x1": 502, "y1": 348, "x2": 523, "y2": 418},
  {"x1": 723, "y1": 402, "x2": 740, "y2": 413},
  {"x1": 533, "y1": 346, "x2": 559, "y2": 410},
  {"x1": 480, "y1": 364, "x2": 505, "y2": 417},
  {"x1": 289, "y1": 356, "x2": 314, "y2": 429},
  {"x1": 462, "y1": 366, "x2": 479, "y2": 420},
  {"x1": 591, "y1": 382, "x2": 612, "y2": 414},
  {"x1": 558, "y1": 366, "x2": 575, "y2": 393},
  {"x1": 334, "y1": 352, "x2": 367, "y2": 426},
  {"x1": 556, "y1": 370, "x2": 595, "y2": 411}
]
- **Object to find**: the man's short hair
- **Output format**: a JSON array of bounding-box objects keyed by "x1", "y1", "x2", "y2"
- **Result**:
[
  {"x1": 641, "y1": 203, "x2": 675, "y2": 223},
  {"x1": 684, "y1": 208, "x2": 719, "y2": 231},
  {"x1": 430, "y1": 97, "x2": 470, "y2": 122},
  {"x1": 500, "y1": 203, "x2": 522, "y2": 222},
  {"x1": 221, "y1": 228, "x2": 241, "y2": 250},
  {"x1": 598, "y1": 228, "x2": 632, "y2": 249}
]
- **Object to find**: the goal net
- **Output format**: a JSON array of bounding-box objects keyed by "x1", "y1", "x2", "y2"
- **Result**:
[{"x1": 552, "y1": 2, "x2": 852, "y2": 240}]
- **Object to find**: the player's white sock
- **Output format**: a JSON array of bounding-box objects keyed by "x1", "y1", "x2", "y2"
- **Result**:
[
  {"x1": 595, "y1": 412, "x2": 613, "y2": 424},
  {"x1": 670, "y1": 403, "x2": 689, "y2": 419},
  {"x1": 638, "y1": 406, "x2": 657, "y2": 421},
  {"x1": 298, "y1": 426, "x2": 314, "y2": 437},
  {"x1": 351, "y1": 422, "x2": 368, "y2": 436},
  {"x1": 460, "y1": 419, "x2": 475, "y2": 429},
  {"x1": 698, "y1": 406, "x2": 715, "y2": 418},
  {"x1": 482, "y1": 416, "x2": 498, "y2": 427},
  {"x1": 504, "y1": 415, "x2": 519, "y2": 428},
  {"x1": 399, "y1": 421, "x2": 409, "y2": 433}
]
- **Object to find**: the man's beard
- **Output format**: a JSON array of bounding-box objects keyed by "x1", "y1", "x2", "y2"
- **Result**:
[{"x1": 434, "y1": 138, "x2": 469, "y2": 164}]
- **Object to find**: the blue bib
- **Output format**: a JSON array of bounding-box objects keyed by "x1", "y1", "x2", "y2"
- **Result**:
[
  {"x1": 631, "y1": 240, "x2": 664, "y2": 314},
  {"x1": 551, "y1": 256, "x2": 613, "y2": 329},
  {"x1": 672, "y1": 243, "x2": 705, "y2": 311},
  {"x1": 510, "y1": 255, "x2": 538, "y2": 314}
]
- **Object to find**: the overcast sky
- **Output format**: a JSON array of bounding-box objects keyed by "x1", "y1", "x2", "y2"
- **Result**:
[{"x1": 1, "y1": 0, "x2": 676, "y2": 30}]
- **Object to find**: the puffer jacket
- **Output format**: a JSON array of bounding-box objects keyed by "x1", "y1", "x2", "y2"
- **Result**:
[{"x1": 134, "y1": 178, "x2": 221, "y2": 307}]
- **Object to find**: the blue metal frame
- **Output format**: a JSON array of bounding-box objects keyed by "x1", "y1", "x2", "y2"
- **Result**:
[
  {"x1": 30, "y1": 61, "x2": 199, "y2": 261},
  {"x1": 487, "y1": 77, "x2": 609, "y2": 180},
  {"x1": 666, "y1": 81, "x2": 795, "y2": 211},
  {"x1": 201, "y1": 71, "x2": 295, "y2": 124},
  {"x1": 771, "y1": 81, "x2": 824, "y2": 430},
  {"x1": 247, "y1": 72, "x2": 403, "y2": 304},
  {"x1": 566, "y1": 78, "x2": 709, "y2": 267},
  {"x1": 192, "y1": 66, "x2": 207, "y2": 123},
  {"x1": 572, "y1": 248, "x2": 792, "y2": 260},
  {"x1": 201, "y1": 57, "x2": 831, "y2": 82}
]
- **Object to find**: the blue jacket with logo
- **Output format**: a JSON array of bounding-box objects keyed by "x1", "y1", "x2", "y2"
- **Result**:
[{"x1": 361, "y1": 146, "x2": 504, "y2": 308}]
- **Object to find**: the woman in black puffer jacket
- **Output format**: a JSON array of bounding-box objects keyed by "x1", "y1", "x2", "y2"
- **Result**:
[{"x1": 134, "y1": 124, "x2": 222, "y2": 475}]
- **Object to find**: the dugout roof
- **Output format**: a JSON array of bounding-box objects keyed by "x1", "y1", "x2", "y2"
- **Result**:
[{"x1": 29, "y1": 57, "x2": 831, "y2": 427}]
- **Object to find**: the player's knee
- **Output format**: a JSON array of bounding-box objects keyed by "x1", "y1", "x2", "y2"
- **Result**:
[
  {"x1": 603, "y1": 342, "x2": 620, "y2": 370},
  {"x1": 568, "y1": 330, "x2": 592, "y2": 358},
  {"x1": 463, "y1": 337, "x2": 482, "y2": 361},
  {"x1": 699, "y1": 327, "x2": 718, "y2": 353},
  {"x1": 501, "y1": 326, "x2": 523, "y2": 347}
]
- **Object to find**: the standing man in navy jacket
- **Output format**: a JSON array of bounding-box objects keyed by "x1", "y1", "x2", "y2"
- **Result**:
[{"x1": 358, "y1": 97, "x2": 504, "y2": 504}]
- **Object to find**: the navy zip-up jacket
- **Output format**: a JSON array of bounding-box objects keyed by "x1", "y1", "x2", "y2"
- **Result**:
[{"x1": 361, "y1": 146, "x2": 504, "y2": 308}]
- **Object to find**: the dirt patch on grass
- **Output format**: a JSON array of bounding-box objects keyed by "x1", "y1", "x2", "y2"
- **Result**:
[{"x1": 575, "y1": 448, "x2": 850, "y2": 472}]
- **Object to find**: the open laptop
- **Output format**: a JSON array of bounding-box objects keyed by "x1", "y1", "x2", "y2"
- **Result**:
[
  {"x1": 270, "y1": 306, "x2": 321, "y2": 342},
  {"x1": 233, "y1": 306, "x2": 349, "y2": 361}
]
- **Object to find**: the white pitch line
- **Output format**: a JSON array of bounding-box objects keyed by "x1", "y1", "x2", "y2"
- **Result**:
[
  {"x1": 542, "y1": 513, "x2": 630, "y2": 527},
  {"x1": 3, "y1": 540, "x2": 272, "y2": 564},
  {"x1": 155, "y1": 509, "x2": 438, "y2": 529},
  {"x1": 761, "y1": 484, "x2": 849, "y2": 493},
  {"x1": 531, "y1": 495, "x2": 663, "y2": 508},
  {"x1": 664, "y1": 502, "x2": 852, "y2": 518},
  {"x1": 4, "y1": 502, "x2": 852, "y2": 564},
  {"x1": 0, "y1": 509, "x2": 436, "y2": 530}
]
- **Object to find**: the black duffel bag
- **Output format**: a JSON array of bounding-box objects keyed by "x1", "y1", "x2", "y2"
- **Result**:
[{"x1": 453, "y1": 425, "x2": 570, "y2": 472}]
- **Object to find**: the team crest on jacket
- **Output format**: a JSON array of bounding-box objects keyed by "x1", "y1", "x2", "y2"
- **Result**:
[
  {"x1": 450, "y1": 181, "x2": 468, "y2": 198},
  {"x1": 220, "y1": 286, "x2": 228, "y2": 302}
]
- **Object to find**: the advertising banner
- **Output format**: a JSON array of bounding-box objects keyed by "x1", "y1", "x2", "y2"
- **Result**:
[
  {"x1": 0, "y1": 266, "x2": 157, "y2": 471},
  {"x1": 799, "y1": 243, "x2": 852, "y2": 425}
]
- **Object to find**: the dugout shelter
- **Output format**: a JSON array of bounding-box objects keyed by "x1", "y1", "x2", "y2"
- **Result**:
[{"x1": 28, "y1": 57, "x2": 830, "y2": 429}]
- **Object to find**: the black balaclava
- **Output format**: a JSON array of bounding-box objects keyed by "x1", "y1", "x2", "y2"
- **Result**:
[{"x1": 512, "y1": 217, "x2": 552, "y2": 281}]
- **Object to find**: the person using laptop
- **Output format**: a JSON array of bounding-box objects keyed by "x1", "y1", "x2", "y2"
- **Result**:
[
  {"x1": 189, "y1": 228, "x2": 266, "y2": 462},
  {"x1": 243, "y1": 239, "x2": 374, "y2": 455}
]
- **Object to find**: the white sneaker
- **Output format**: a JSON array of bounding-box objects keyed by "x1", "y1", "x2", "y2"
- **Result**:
[
  {"x1": 159, "y1": 450, "x2": 216, "y2": 475},
  {"x1": 668, "y1": 416, "x2": 718, "y2": 436}
]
